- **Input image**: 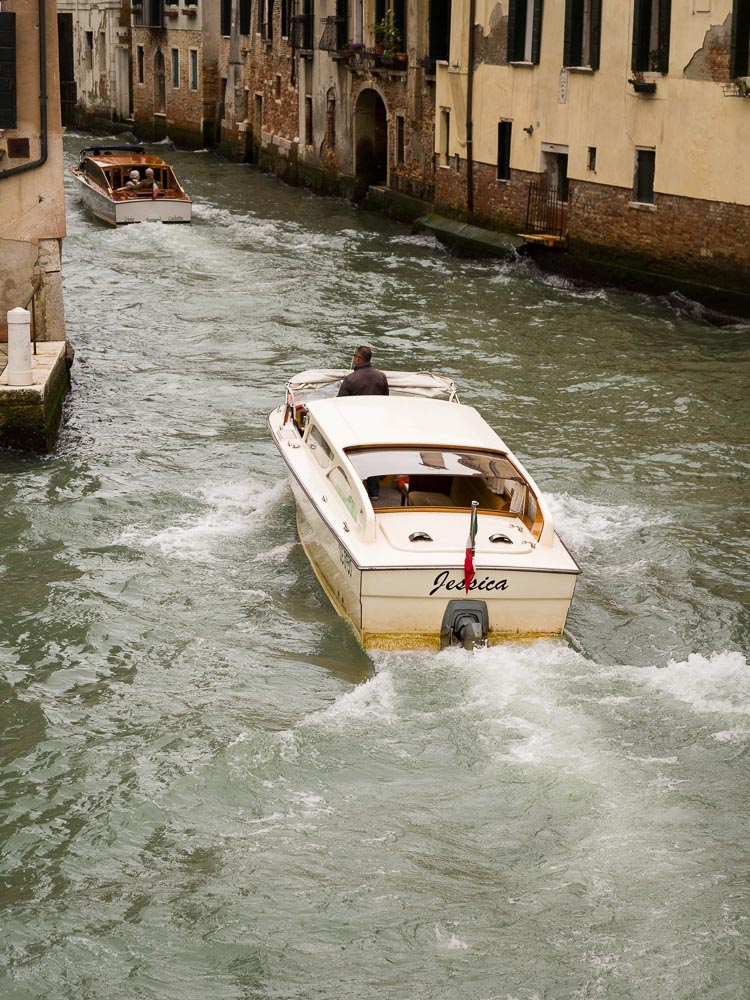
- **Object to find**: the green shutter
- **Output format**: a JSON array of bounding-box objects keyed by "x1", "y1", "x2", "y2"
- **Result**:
[
  {"x1": 0, "y1": 11, "x2": 16, "y2": 130},
  {"x1": 631, "y1": 0, "x2": 651, "y2": 72},
  {"x1": 731, "y1": 0, "x2": 750, "y2": 77},
  {"x1": 589, "y1": 0, "x2": 602, "y2": 70},
  {"x1": 531, "y1": 0, "x2": 543, "y2": 64},
  {"x1": 658, "y1": 0, "x2": 671, "y2": 73},
  {"x1": 506, "y1": 0, "x2": 518, "y2": 62},
  {"x1": 563, "y1": 0, "x2": 573, "y2": 66}
]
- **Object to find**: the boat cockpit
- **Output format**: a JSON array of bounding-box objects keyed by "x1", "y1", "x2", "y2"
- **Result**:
[{"x1": 346, "y1": 446, "x2": 541, "y2": 533}]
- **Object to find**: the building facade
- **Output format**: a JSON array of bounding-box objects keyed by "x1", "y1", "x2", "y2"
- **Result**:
[
  {"x1": 434, "y1": 0, "x2": 750, "y2": 293},
  {"x1": 56, "y1": 0, "x2": 134, "y2": 127},
  {"x1": 217, "y1": 0, "x2": 448, "y2": 201},
  {"x1": 0, "y1": 0, "x2": 67, "y2": 343},
  {"x1": 131, "y1": 0, "x2": 220, "y2": 145}
]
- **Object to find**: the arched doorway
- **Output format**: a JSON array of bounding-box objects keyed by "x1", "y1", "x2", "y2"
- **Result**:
[
  {"x1": 154, "y1": 49, "x2": 166, "y2": 115},
  {"x1": 354, "y1": 89, "x2": 387, "y2": 188}
]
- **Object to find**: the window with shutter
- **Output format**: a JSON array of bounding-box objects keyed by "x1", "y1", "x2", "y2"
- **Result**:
[
  {"x1": 507, "y1": 0, "x2": 543, "y2": 65},
  {"x1": 632, "y1": 0, "x2": 670, "y2": 73},
  {"x1": 563, "y1": 0, "x2": 601, "y2": 69},
  {"x1": 428, "y1": 0, "x2": 451, "y2": 62},
  {"x1": 731, "y1": 0, "x2": 750, "y2": 78},
  {"x1": 0, "y1": 12, "x2": 16, "y2": 130}
]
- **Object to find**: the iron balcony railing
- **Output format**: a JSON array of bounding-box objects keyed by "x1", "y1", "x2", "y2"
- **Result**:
[{"x1": 319, "y1": 15, "x2": 347, "y2": 52}]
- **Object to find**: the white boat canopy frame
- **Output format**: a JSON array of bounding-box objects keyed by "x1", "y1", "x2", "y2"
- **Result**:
[{"x1": 285, "y1": 370, "x2": 459, "y2": 403}]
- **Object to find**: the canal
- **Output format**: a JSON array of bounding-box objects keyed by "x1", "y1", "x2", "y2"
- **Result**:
[{"x1": 1, "y1": 134, "x2": 749, "y2": 999}]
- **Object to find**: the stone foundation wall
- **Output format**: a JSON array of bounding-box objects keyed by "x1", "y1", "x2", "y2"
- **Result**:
[
  {"x1": 568, "y1": 178, "x2": 750, "y2": 291},
  {"x1": 435, "y1": 156, "x2": 750, "y2": 290}
]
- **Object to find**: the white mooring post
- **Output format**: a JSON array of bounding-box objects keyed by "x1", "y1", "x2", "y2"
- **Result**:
[{"x1": 7, "y1": 307, "x2": 33, "y2": 386}]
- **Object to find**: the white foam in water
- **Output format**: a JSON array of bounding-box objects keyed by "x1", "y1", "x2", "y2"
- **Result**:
[
  {"x1": 300, "y1": 669, "x2": 398, "y2": 730},
  {"x1": 120, "y1": 478, "x2": 287, "y2": 561},
  {"x1": 639, "y1": 650, "x2": 750, "y2": 718},
  {"x1": 434, "y1": 924, "x2": 469, "y2": 950},
  {"x1": 546, "y1": 492, "x2": 668, "y2": 556},
  {"x1": 255, "y1": 542, "x2": 296, "y2": 563}
]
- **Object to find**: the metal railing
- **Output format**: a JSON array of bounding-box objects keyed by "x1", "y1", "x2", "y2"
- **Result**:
[
  {"x1": 23, "y1": 276, "x2": 41, "y2": 355},
  {"x1": 318, "y1": 15, "x2": 347, "y2": 52},
  {"x1": 525, "y1": 181, "x2": 567, "y2": 240}
]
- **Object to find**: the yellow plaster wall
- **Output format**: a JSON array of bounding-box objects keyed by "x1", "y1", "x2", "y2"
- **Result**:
[{"x1": 438, "y1": 0, "x2": 750, "y2": 206}]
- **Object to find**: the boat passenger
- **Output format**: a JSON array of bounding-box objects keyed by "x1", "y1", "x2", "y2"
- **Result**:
[
  {"x1": 337, "y1": 345, "x2": 389, "y2": 397},
  {"x1": 338, "y1": 345, "x2": 389, "y2": 498},
  {"x1": 125, "y1": 169, "x2": 141, "y2": 189},
  {"x1": 137, "y1": 167, "x2": 158, "y2": 191}
]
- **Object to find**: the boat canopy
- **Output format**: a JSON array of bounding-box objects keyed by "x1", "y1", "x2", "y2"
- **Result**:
[
  {"x1": 286, "y1": 370, "x2": 458, "y2": 401},
  {"x1": 78, "y1": 145, "x2": 146, "y2": 164}
]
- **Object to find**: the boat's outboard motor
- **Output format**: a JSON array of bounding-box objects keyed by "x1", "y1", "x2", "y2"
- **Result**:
[{"x1": 440, "y1": 600, "x2": 490, "y2": 650}]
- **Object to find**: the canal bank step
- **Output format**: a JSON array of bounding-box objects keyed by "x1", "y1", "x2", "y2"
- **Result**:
[{"x1": 414, "y1": 214, "x2": 522, "y2": 259}]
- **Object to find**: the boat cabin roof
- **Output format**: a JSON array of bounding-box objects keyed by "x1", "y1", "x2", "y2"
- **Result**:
[{"x1": 306, "y1": 396, "x2": 509, "y2": 453}]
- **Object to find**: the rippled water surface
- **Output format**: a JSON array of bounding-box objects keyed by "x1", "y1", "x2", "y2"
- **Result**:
[{"x1": 1, "y1": 135, "x2": 749, "y2": 999}]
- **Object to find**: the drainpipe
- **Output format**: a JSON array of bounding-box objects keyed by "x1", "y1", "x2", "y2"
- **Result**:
[
  {"x1": 0, "y1": 0, "x2": 48, "y2": 180},
  {"x1": 465, "y1": 0, "x2": 475, "y2": 214}
]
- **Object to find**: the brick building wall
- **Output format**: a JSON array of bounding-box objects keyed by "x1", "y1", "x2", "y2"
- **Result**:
[
  {"x1": 568, "y1": 179, "x2": 750, "y2": 288},
  {"x1": 132, "y1": 26, "x2": 207, "y2": 145}
]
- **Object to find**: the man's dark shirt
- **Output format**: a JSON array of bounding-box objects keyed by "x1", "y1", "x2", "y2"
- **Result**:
[{"x1": 337, "y1": 363, "x2": 389, "y2": 397}]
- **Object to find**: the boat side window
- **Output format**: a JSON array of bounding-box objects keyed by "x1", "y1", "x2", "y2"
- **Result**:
[
  {"x1": 85, "y1": 161, "x2": 108, "y2": 188},
  {"x1": 328, "y1": 466, "x2": 359, "y2": 523},
  {"x1": 307, "y1": 424, "x2": 334, "y2": 469}
]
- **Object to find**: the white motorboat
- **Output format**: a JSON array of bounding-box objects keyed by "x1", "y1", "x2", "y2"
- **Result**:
[
  {"x1": 69, "y1": 144, "x2": 192, "y2": 225},
  {"x1": 268, "y1": 370, "x2": 580, "y2": 650}
]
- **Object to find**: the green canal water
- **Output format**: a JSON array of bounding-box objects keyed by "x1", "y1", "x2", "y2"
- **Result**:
[{"x1": 0, "y1": 135, "x2": 748, "y2": 999}]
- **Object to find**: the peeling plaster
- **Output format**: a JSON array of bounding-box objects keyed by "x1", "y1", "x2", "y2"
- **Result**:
[
  {"x1": 474, "y1": 2, "x2": 508, "y2": 67},
  {"x1": 684, "y1": 14, "x2": 731, "y2": 82}
]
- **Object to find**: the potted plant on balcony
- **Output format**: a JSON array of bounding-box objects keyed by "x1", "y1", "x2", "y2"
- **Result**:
[{"x1": 371, "y1": 11, "x2": 401, "y2": 61}]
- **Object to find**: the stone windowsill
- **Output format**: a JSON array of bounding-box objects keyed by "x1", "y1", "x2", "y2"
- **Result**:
[
  {"x1": 629, "y1": 201, "x2": 657, "y2": 212},
  {"x1": 509, "y1": 60, "x2": 534, "y2": 68},
  {"x1": 567, "y1": 65, "x2": 594, "y2": 74}
]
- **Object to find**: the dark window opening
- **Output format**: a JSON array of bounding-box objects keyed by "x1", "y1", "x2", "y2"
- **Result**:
[
  {"x1": 428, "y1": 0, "x2": 451, "y2": 62},
  {"x1": 0, "y1": 11, "x2": 17, "y2": 129},
  {"x1": 239, "y1": 0, "x2": 251, "y2": 35},
  {"x1": 563, "y1": 0, "x2": 602, "y2": 69},
  {"x1": 221, "y1": 0, "x2": 231, "y2": 37},
  {"x1": 506, "y1": 0, "x2": 543, "y2": 65},
  {"x1": 396, "y1": 114, "x2": 405, "y2": 164},
  {"x1": 305, "y1": 94, "x2": 313, "y2": 145},
  {"x1": 148, "y1": 0, "x2": 165, "y2": 27},
  {"x1": 374, "y1": 0, "x2": 406, "y2": 52},
  {"x1": 497, "y1": 120, "x2": 512, "y2": 180},
  {"x1": 634, "y1": 148, "x2": 655, "y2": 203},
  {"x1": 632, "y1": 0, "x2": 671, "y2": 73},
  {"x1": 731, "y1": 0, "x2": 750, "y2": 77},
  {"x1": 587, "y1": 145, "x2": 596, "y2": 171}
]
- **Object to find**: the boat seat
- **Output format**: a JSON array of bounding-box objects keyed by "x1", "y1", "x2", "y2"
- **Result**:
[{"x1": 408, "y1": 491, "x2": 455, "y2": 507}]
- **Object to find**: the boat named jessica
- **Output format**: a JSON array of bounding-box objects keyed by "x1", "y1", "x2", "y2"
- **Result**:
[
  {"x1": 268, "y1": 370, "x2": 580, "y2": 650},
  {"x1": 69, "y1": 145, "x2": 192, "y2": 226}
]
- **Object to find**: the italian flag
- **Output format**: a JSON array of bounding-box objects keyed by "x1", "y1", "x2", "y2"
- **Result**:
[{"x1": 463, "y1": 501, "x2": 479, "y2": 593}]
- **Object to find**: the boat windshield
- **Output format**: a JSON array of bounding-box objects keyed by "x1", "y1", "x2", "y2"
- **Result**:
[
  {"x1": 346, "y1": 447, "x2": 531, "y2": 514},
  {"x1": 347, "y1": 448, "x2": 520, "y2": 481}
]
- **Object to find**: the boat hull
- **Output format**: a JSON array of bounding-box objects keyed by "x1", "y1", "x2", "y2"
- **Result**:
[
  {"x1": 290, "y1": 474, "x2": 577, "y2": 650},
  {"x1": 72, "y1": 175, "x2": 192, "y2": 225}
]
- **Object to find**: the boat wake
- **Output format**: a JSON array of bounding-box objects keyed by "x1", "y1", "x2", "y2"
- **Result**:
[{"x1": 119, "y1": 478, "x2": 287, "y2": 562}]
